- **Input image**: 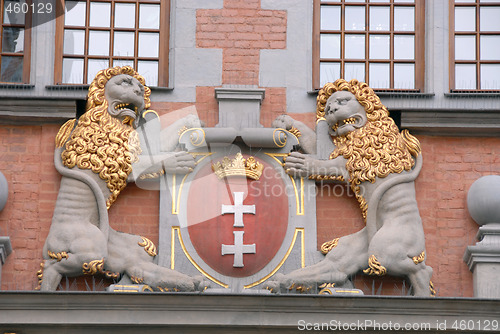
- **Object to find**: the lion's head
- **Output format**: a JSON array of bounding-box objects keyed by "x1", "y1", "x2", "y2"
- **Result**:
[
  {"x1": 316, "y1": 79, "x2": 421, "y2": 221},
  {"x1": 57, "y1": 66, "x2": 150, "y2": 208}
]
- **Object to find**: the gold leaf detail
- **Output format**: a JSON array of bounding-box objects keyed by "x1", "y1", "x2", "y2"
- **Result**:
[
  {"x1": 47, "y1": 250, "x2": 69, "y2": 262},
  {"x1": 309, "y1": 175, "x2": 345, "y2": 182},
  {"x1": 35, "y1": 262, "x2": 44, "y2": 290},
  {"x1": 131, "y1": 276, "x2": 144, "y2": 284},
  {"x1": 288, "y1": 126, "x2": 302, "y2": 138},
  {"x1": 320, "y1": 238, "x2": 339, "y2": 255},
  {"x1": 212, "y1": 153, "x2": 264, "y2": 180},
  {"x1": 178, "y1": 125, "x2": 189, "y2": 136},
  {"x1": 412, "y1": 251, "x2": 425, "y2": 265},
  {"x1": 363, "y1": 255, "x2": 387, "y2": 276},
  {"x1": 429, "y1": 281, "x2": 436, "y2": 297},
  {"x1": 138, "y1": 236, "x2": 157, "y2": 257},
  {"x1": 82, "y1": 259, "x2": 104, "y2": 275}
]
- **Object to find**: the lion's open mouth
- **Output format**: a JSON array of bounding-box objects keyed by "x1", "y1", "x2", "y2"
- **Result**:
[
  {"x1": 331, "y1": 117, "x2": 357, "y2": 132},
  {"x1": 114, "y1": 103, "x2": 138, "y2": 114}
]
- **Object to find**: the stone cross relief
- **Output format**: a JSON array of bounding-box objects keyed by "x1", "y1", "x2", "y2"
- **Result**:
[{"x1": 221, "y1": 192, "x2": 256, "y2": 267}]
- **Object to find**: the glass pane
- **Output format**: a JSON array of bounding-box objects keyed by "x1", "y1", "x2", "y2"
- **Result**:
[
  {"x1": 90, "y1": 2, "x2": 110, "y2": 27},
  {"x1": 369, "y1": 35, "x2": 390, "y2": 59},
  {"x1": 88, "y1": 59, "x2": 109, "y2": 84},
  {"x1": 320, "y1": 62, "x2": 341, "y2": 86},
  {"x1": 480, "y1": 7, "x2": 500, "y2": 31},
  {"x1": 3, "y1": 0, "x2": 25, "y2": 24},
  {"x1": 115, "y1": 3, "x2": 136, "y2": 29},
  {"x1": 480, "y1": 35, "x2": 500, "y2": 60},
  {"x1": 321, "y1": 0, "x2": 340, "y2": 2},
  {"x1": 369, "y1": 7, "x2": 390, "y2": 31},
  {"x1": 394, "y1": 7, "x2": 415, "y2": 31},
  {"x1": 62, "y1": 58, "x2": 84, "y2": 84},
  {"x1": 321, "y1": 6, "x2": 341, "y2": 30},
  {"x1": 320, "y1": 34, "x2": 341, "y2": 58},
  {"x1": 63, "y1": 29, "x2": 85, "y2": 55},
  {"x1": 344, "y1": 63, "x2": 365, "y2": 82},
  {"x1": 394, "y1": 63, "x2": 415, "y2": 89},
  {"x1": 138, "y1": 33, "x2": 159, "y2": 58},
  {"x1": 481, "y1": 64, "x2": 500, "y2": 89},
  {"x1": 139, "y1": 4, "x2": 160, "y2": 29},
  {"x1": 114, "y1": 32, "x2": 135, "y2": 57},
  {"x1": 394, "y1": 0, "x2": 414, "y2": 2},
  {"x1": 455, "y1": 64, "x2": 476, "y2": 89},
  {"x1": 370, "y1": 0, "x2": 390, "y2": 2},
  {"x1": 369, "y1": 63, "x2": 390, "y2": 88},
  {"x1": 65, "y1": 1, "x2": 86, "y2": 27},
  {"x1": 455, "y1": 7, "x2": 476, "y2": 32},
  {"x1": 345, "y1": 6, "x2": 365, "y2": 31},
  {"x1": 394, "y1": 35, "x2": 414, "y2": 59},
  {"x1": 456, "y1": 0, "x2": 475, "y2": 2},
  {"x1": 88, "y1": 31, "x2": 110, "y2": 56},
  {"x1": 2, "y1": 27, "x2": 24, "y2": 53},
  {"x1": 455, "y1": 36, "x2": 476, "y2": 60},
  {"x1": 345, "y1": 34, "x2": 365, "y2": 59},
  {"x1": 114, "y1": 60, "x2": 134, "y2": 68},
  {"x1": 0, "y1": 56, "x2": 23, "y2": 82},
  {"x1": 138, "y1": 61, "x2": 158, "y2": 86}
]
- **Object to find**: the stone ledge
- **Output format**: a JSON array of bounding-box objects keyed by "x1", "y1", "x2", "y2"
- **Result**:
[
  {"x1": 0, "y1": 292, "x2": 499, "y2": 333},
  {"x1": 401, "y1": 110, "x2": 500, "y2": 137},
  {"x1": 0, "y1": 99, "x2": 76, "y2": 124}
]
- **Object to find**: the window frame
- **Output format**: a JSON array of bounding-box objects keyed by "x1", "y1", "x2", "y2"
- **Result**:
[
  {"x1": 0, "y1": 0, "x2": 32, "y2": 84},
  {"x1": 449, "y1": 0, "x2": 500, "y2": 92},
  {"x1": 54, "y1": 0, "x2": 169, "y2": 87},
  {"x1": 312, "y1": 0, "x2": 425, "y2": 91}
]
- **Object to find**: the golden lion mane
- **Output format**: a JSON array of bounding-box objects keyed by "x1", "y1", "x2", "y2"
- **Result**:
[
  {"x1": 316, "y1": 79, "x2": 421, "y2": 221},
  {"x1": 57, "y1": 66, "x2": 151, "y2": 208}
]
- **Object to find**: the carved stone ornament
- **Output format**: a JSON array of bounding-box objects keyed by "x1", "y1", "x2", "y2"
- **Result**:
[
  {"x1": 38, "y1": 66, "x2": 208, "y2": 292},
  {"x1": 265, "y1": 79, "x2": 434, "y2": 297}
]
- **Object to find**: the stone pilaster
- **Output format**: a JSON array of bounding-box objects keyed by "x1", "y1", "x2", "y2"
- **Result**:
[{"x1": 464, "y1": 175, "x2": 500, "y2": 298}]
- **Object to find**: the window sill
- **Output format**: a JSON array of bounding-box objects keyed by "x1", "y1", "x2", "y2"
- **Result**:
[
  {"x1": 445, "y1": 91, "x2": 500, "y2": 98},
  {"x1": 307, "y1": 89, "x2": 435, "y2": 98},
  {"x1": 46, "y1": 85, "x2": 173, "y2": 92},
  {"x1": 0, "y1": 83, "x2": 35, "y2": 90}
]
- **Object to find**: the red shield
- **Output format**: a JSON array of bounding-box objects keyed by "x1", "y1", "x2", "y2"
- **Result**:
[{"x1": 186, "y1": 155, "x2": 288, "y2": 277}]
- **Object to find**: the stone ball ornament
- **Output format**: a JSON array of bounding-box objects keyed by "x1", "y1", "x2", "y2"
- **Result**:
[
  {"x1": 0, "y1": 171, "x2": 7, "y2": 211},
  {"x1": 467, "y1": 175, "x2": 500, "y2": 226}
]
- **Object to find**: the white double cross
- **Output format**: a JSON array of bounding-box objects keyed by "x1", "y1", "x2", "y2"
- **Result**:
[{"x1": 221, "y1": 192, "x2": 256, "y2": 267}]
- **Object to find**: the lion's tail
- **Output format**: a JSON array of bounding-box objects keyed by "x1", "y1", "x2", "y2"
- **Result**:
[{"x1": 401, "y1": 129, "x2": 421, "y2": 158}]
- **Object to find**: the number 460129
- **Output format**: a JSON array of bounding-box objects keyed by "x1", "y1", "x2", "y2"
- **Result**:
[{"x1": 5, "y1": 1, "x2": 53, "y2": 14}]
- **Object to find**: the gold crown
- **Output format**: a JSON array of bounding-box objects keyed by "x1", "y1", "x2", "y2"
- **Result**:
[{"x1": 212, "y1": 153, "x2": 263, "y2": 180}]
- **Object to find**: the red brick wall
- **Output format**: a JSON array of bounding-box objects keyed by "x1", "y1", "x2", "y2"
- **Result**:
[
  {"x1": 196, "y1": 0, "x2": 287, "y2": 85},
  {"x1": 0, "y1": 114, "x2": 495, "y2": 296}
]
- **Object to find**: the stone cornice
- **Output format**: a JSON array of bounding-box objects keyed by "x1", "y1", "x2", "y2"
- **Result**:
[{"x1": 1, "y1": 292, "x2": 500, "y2": 333}]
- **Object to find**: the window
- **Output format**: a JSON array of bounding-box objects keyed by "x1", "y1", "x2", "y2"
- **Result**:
[
  {"x1": 55, "y1": 0, "x2": 169, "y2": 86},
  {"x1": 0, "y1": 0, "x2": 31, "y2": 83},
  {"x1": 313, "y1": 0, "x2": 425, "y2": 91},
  {"x1": 450, "y1": 0, "x2": 500, "y2": 91}
]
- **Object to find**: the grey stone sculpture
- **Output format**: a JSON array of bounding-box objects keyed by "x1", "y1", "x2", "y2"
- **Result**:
[
  {"x1": 38, "y1": 66, "x2": 206, "y2": 292},
  {"x1": 267, "y1": 79, "x2": 434, "y2": 296}
]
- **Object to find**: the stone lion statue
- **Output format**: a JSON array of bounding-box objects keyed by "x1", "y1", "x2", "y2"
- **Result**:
[
  {"x1": 267, "y1": 79, "x2": 434, "y2": 296},
  {"x1": 38, "y1": 66, "x2": 206, "y2": 291}
]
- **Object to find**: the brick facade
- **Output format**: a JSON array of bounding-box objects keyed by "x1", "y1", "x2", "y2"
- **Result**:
[
  {"x1": 0, "y1": 1, "x2": 495, "y2": 297},
  {"x1": 1, "y1": 112, "x2": 496, "y2": 296}
]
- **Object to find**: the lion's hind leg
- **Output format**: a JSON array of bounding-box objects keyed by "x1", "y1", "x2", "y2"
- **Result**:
[
  {"x1": 266, "y1": 228, "x2": 369, "y2": 293},
  {"x1": 367, "y1": 224, "x2": 433, "y2": 297}
]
